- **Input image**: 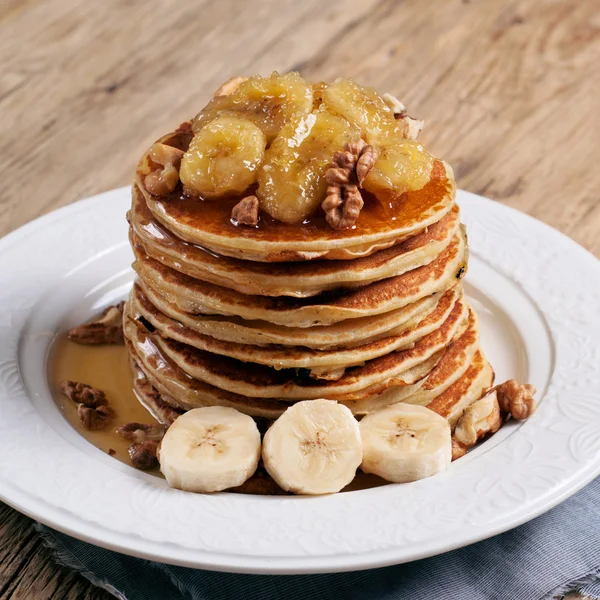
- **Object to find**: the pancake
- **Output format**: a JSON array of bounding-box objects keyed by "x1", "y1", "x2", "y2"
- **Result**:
[
  {"x1": 120, "y1": 75, "x2": 505, "y2": 484},
  {"x1": 130, "y1": 184, "x2": 461, "y2": 297},
  {"x1": 136, "y1": 126, "x2": 456, "y2": 262},
  {"x1": 343, "y1": 307, "x2": 480, "y2": 413},
  {"x1": 130, "y1": 357, "x2": 183, "y2": 425},
  {"x1": 127, "y1": 326, "x2": 441, "y2": 417},
  {"x1": 126, "y1": 333, "x2": 290, "y2": 419},
  {"x1": 133, "y1": 224, "x2": 468, "y2": 327},
  {"x1": 137, "y1": 277, "x2": 444, "y2": 349},
  {"x1": 427, "y1": 349, "x2": 494, "y2": 427},
  {"x1": 129, "y1": 297, "x2": 468, "y2": 400},
  {"x1": 129, "y1": 283, "x2": 460, "y2": 370}
]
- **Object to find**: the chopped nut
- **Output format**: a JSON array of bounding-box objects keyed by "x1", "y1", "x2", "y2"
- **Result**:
[
  {"x1": 128, "y1": 440, "x2": 159, "y2": 470},
  {"x1": 382, "y1": 93, "x2": 407, "y2": 117},
  {"x1": 59, "y1": 380, "x2": 107, "y2": 408},
  {"x1": 452, "y1": 438, "x2": 467, "y2": 461},
  {"x1": 144, "y1": 164, "x2": 180, "y2": 196},
  {"x1": 68, "y1": 302, "x2": 125, "y2": 345},
  {"x1": 149, "y1": 143, "x2": 185, "y2": 167},
  {"x1": 402, "y1": 116, "x2": 425, "y2": 141},
  {"x1": 78, "y1": 404, "x2": 113, "y2": 431},
  {"x1": 454, "y1": 390, "x2": 503, "y2": 448},
  {"x1": 108, "y1": 448, "x2": 116, "y2": 457},
  {"x1": 231, "y1": 195, "x2": 259, "y2": 226},
  {"x1": 322, "y1": 141, "x2": 375, "y2": 230},
  {"x1": 117, "y1": 422, "x2": 166, "y2": 444},
  {"x1": 382, "y1": 93, "x2": 424, "y2": 140},
  {"x1": 493, "y1": 380, "x2": 536, "y2": 420},
  {"x1": 144, "y1": 143, "x2": 185, "y2": 196}
]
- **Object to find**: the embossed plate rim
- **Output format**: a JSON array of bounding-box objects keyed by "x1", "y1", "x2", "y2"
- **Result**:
[{"x1": 0, "y1": 187, "x2": 599, "y2": 574}]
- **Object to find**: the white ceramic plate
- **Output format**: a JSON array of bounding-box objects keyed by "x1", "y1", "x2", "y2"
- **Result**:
[{"x1": 1, "y1": 187, "x2": 599, "y2": 574}]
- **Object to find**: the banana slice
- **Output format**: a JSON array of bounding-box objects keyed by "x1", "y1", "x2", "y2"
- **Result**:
[
  {"x1": 159, "y1": 406, "x2": 261, "y2": 493},
  {"x1": 179, "y1": 116, "x2": 266, "y2": 198},
  {"x1": 322, "y1": 78, "x2": 395, "y2": 143},
  {"x1": 262, "y1": 400, "x2": 362, "y2": 495},
  {"x1": 322, "y1": 79, "x2": 433, "y2": 197},
  {"x1": 257, "y1": 111, "x2": 359, "y2": 223},
  {"x1": 361, "y1": 137, "x2": 434, "y2": 198},
  {"x1": 360, "y1": 403, "x2": 451, "y2": 483},
  {"x1": 193, "y1": 72, "x2": 313, "y2": 143}
]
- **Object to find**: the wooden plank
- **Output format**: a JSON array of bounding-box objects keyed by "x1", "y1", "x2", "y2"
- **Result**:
[
  {"x1": 0, "y1": 0, "x2": 598, "y2": 597},
  {"x1": 0, "y1": 503, "x2": 110, "y2": 599}
]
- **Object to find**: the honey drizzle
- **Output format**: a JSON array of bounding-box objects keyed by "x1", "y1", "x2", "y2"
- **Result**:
[
  {"x1": 48, "y1": 332, "x2": 387, "y2": 492},
  {"x1": 48, "y1": 334, "x2": 160, "y2": 469},
  {"x1": 143, "y1": 128, "x2": 451, "y2": 244}
]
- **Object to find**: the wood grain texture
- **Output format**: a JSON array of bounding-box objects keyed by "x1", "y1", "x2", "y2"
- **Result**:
[
  {"x1": 1, "y1": 0, "x2": 598, "y2": 598},
  {"x1": 0, "y1": 504, "x2": 111, "y2": 600}
]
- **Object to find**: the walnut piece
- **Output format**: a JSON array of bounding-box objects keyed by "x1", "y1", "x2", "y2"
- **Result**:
[
  {"x1": 382, "y1": 93, "x2": 424, "y2": 140},
  {"x1": 454, "y1": 390, "x2": 503, "y2": 448},
  {"x1": 493, "y1": 380, "x2": 536, "y2": 420},
  {"x1": 117, "y1": 422, "x2": 166, "y2": 444},
  {"x1": 144, "y1": 142, "x2": 185, "y2": 196},
  {"x1": 382, "y1": 93, "x2": 407, "y2": 117},
  {"x1": 78, "y1": 404, "x2": 113, "y2": 431},
  {"x1": 451, "y1": 438, "x2": 467, "y2": 461},
  {"x1": 401, "y1": 117, "x2": 425, "y2": 141},
  {"x1": 59, "y1": 380, "x2": 107, "y2": 408},
  {"x1": 59, "y1": 380, "x2": 112, "y2": 431},
  {"x1": 128, "y1": 440, "x2": 159, "y2": 470},
  {"x1": 231, "y1": 195, "x2": 259, "y2": 226},
  {"x1": 322, "y1": 141, "x2": 376, "y2": 230},
  {"x1": 68, "y1": 302, "x2": 125, "y2": 345}
]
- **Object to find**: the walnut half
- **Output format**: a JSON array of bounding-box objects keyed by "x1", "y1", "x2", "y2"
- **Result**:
[
  {"x1": 323, "y1": 184, "x2": 364, "y2": 230},
  {"x1": 77, "y1": 404, "x2": 113, "y2": 431},
  {"x1": 58, "y1": 380, "x2": 107, "y2": 408},
  {"x1": 68, "y1": 302, "x2": 125, "y2": 345},
  {"x1": 493, "y1": 380, "x2": 536, "y2": 420},
  {"x1": 322, "y1": 140, "x2": 376, "y2": 230},
  {"x1": 59, "y1": 380, "x2": 113, "y2": 431},
  {"x1": 452, "y1": 390, "x2": 503, "y2": 459}
]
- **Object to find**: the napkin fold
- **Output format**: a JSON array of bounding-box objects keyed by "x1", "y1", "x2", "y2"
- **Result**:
[{"x1": 37, "y1": 477, "x2": 600, "y2": 600}]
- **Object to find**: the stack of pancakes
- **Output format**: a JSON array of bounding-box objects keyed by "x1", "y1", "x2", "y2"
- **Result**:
[{"x1": 124, "y1": 125, "x2": 494, "y2": 429}]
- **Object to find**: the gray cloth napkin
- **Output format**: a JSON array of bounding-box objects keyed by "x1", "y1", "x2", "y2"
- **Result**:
[{"x1": 37, "y1": 477, "x2": 600, "y2": 600}]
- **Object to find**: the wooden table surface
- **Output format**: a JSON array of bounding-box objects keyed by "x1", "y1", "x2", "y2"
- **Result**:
[{"x1": 1, "y1": 0, "x2": 598, "y2": 598}]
